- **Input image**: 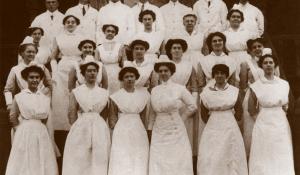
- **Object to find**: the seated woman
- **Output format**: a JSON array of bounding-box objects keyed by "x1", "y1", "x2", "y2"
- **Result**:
[
  {"x1": 198, "y1": 32, "x2": 237, "y2": 89},
  {"x1": 149, "y1": 57, "x2": 196, "y2": 175},
  {"x1": 197, "y1": 64, "x2": 247, "y2": 175},
  {"x1": 131, "y1": 10, "x2": 164, "y2": 64},
  {"x1": 248, "y1": 54, "x2": 295, "y2": 175},
  {"x1": 19, "y1": 27, "x2": 52, "y2": 65},
  {"x1": 96, "y1": 24, "x2": 125, "y2": 94},
  {"x1": 63, "y1": 59, "x2": 111, "y2": 175},
  {"x1": 108, "y1": 66, "x2": 150, "y2": 175},
  {"x1": 124, "y1": 39, "x2": 158, "y2": 90},
  {"x1": 6, "y1": 65, "x2": 58, "y2": 175},
  {"x1": 68, "y1": 39, "x2": 108, "y2": 91}
]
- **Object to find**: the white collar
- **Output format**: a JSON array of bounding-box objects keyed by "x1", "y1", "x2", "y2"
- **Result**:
[
  {"x1": 184, "y1": 29, "x2": 198, "y2": 36},
  {"x1": 78, "y1": 3, "x2": 90, "y2": 9},
  {"x1": 46, "y1": 10, "x2": 59, "y2": 15},
  {"x1": 261, "y1": 75, "x2": 279, "y2": 84},
  {"x1": 168, "y1": 0, "x2": 180, "y2": 6},
  {"x1": 210, "y1": 83, "x2": 229, "y2": 91},
  {"x1": 23, "y1": 88, "x2": 42, "y2": 95},
  {"x1": 210, "y1": 52, "x2": 226, "y2": 56},
  {"x1": 228, "y1": 26, "x2": 245, "y2": 32},
  {"x1": 109, "y1": 1, "x2": 122, "y2": 6},
  {"x1": 161, "y1": 79, "x2": 173, "y2": 86},
  {"x1": 137, "y1": 1, "x2": 150, "y2": 6}
]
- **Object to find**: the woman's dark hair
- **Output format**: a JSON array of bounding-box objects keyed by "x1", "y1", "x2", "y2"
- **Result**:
[
  {"x1": 258, "y1": 54, "x2": 278, "y2": 68},
  {"x1": 183, "y1": 14, "x2": 197, "y2": 20},
  {"x1": 21, "y1": 65, "x2": 45, "y2": 80},
  {"x1": 165, "y1": 39, "x2": 188, "y2": 60},
  {"x1": 18, "y1": 43, "x2": 38, "y2": 55},
  {"x1": 212, "y1": 64, "x2": 229, "y2": 78},
  {"x1": 126, "y1": 40, "x2": 149, "y2": 61},
  {"x1": 139, "y1": 9, "x2": 156, "y2": 22},
  {"x1": 154, "y1": 62, "x2": 176, "y2": 76},
  {"x1": 78, "y1": 39, "x2": 97, "y2": 50},
  {"x1": 63, "y1": 15, "x2": 80, "y2": 25},
  {"x1": 27, "y1": 27, "x2": 44, "y2": 36},
  {"x1": 246, "y1": 38, "x2": 265, "y2": 51},
  {"x1": 227, "y1": 9, "x2": 244, "y2": 22},
  {"x1": 206, "y1": 32, "x2": 228, "y2": 54},
  {"x1": 80, "y1": 62, "x2": 99, "y2": 76},
  {"x1": 102, "y1": 24, "x2": 119, "y2": 35},
  {"x1": 118, "y1": 67, "x2": 140, "y2": 81}
]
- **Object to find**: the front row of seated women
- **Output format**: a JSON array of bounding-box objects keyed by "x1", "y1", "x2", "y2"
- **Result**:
[{"x1": 6, "y1": 50, "x2": 294, "y2": 175}]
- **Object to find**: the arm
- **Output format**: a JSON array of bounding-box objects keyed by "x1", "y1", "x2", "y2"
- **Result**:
[
  {"x1": 42, "y1": 67, "x2": 53, "y2": 91},
  {"x1": 220, "y1": 2, "x2": 229, "y2": 31},
  {"x1": 228, "y1": 71, "x2": 238, "y2": 88},
  {"x1": 256, "y1": 9, "x2": 265, "y2": 36},
  {"x1": 68, "y1": 92, "x2": 78, "y2": 125},
  {"x1": 197, "y1": 63, "x2": 206, "y2": 94},
  {"x1": 149, "y1": 71, "x2": 159, "y2": 92},
  {"x1": 94, "y1": 49, "x2": 100, "y2": 61},
  {"x1": 248, "y1": 88, "x2": 258, "y2": 119},
  {"x1": 234, "y1": 90, "x2": 244, "y2": 121},
  {"x1": 108, "y1": 99, "x2": 119, "y2": 129},
  {"x1": 239, "y1": 62, "x2": 249, "y2": 91},
  {"x1": 101, "y1": 66, "x2": 108, "y2": 89},
  {"x1": 49, "y1": 38, "x2": 60, "y2": 75},
  {"x1": 4, "y1": 68, "x2": 17, "y2": 108},
  {"x1": 118, "y1": 44, "x2": 125, "y2": 67},
  {"x1": 140, "y1": 105, "x2": 148, "y2": 129},
  {"x1": 9, "y1": 99, "x2": 20, "y2": 128},
  {"x1": 181, "y1": 87, "x2": 197, "y2": 120},
  {"x1": 186, "y1": 68, "x2": 198, "y2": 94}
]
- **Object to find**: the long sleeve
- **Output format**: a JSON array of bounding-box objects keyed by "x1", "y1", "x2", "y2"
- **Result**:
[
  {"x1": 149, "y1": 71, "x2": 159, "y2": 92},
  {"x1": 256, "y1": 9, "x2": 264, "y2": 36},
  {"x1": 43, "y1": 67, "x2": 53, "y2": 91},
  {"x1": 68, "y1": 67, "x2": 77, "y2": 91},
  {"x1": 9, "y1": 98, "x2": 20, "y2": 127},
  {"x1": 186, "y1": 68, "x2": 198, "y2": 93},
  {"x1": 197, "y1": 63, "x2": 206, "y2": 93},
  {"x1": 220, "y1": 2, "x2": 229, "y2": 31},
  {"x1": 239, "y1": 62, "x2": 249, "y2": 90},
  {"x1": 101, "y1": 66, "x2": 109, "y2": 89},
  {"x1": 248, "y1": 88, "x2": 258, "y2": 118},
  {"x1": 147, "y1": 102, "x2": 157, "y2": 130},
  {"x1": 68, "y1": 92, "x2": 78, "y2": 125},
  {"x1": 109, "y1": 99, "x2": 119, "y2": 129},
  {"x1": 140, "y1": 105, "x2": 148, "y2": 129},
  {"x1": 100, "y1": 103, "x2": 109, "y2": 121},
  {"x1": 126, "y1": 10, "x2": 136, "y2": 42},
  {"x1": 4, "y1": 68, "x2": 17, "y2": 105},
  {"x1": 181, "y1": 87, "x2": 197, "y2": 119},
  {"x1": 200, "y1": 101, "x2": 209, "y2": 123}
]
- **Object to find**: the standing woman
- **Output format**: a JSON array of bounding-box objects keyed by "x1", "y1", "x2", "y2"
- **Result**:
[
  {"x1": 108, "y1": 66, "x2": 150, "y2": 175},
  {"x1": 197, "y1": 64, "x2": 248, "y2": 175},
  {"x1": 248, "y1": 54, "x2": 295, "y2": 175},
  {"x1": 68, "y1": 39, "x2": 108, "y2": 91},
  {"x1": 164, "y1": 38, "x2": 199, "y2": 159},
  {"x1": 6, "y1": 65, "x2": 58, "y2": 175},
  {"x1": 149, "y1": 57, "x2": 197, "y2": 175},
  {"x1": 132, "y1": 10, "x2": 164, "y2": 63},
  {"x1": 124, "y1": 39, "x2": 158, "y2": 90},
  {"x1": 63, "y1": 59, "x2": 111, "y2": 175},
  {"x1": 198, "y1": 32, "x2": 237, "y2": 89},
  {"x1": 50, "y1": 15, "x2": 84, "y2": 131},
  {"x1": 96, "y1": 24, "x2": 124, "y2": 94}
]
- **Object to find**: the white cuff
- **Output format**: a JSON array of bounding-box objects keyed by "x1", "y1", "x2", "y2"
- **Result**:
[{"x1": 4, "y1": 92, "x2": 13, "y2": 105}]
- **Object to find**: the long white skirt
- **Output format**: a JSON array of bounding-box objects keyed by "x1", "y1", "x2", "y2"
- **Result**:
[
  {"x1": 242, "y1": 89, "x2": 256, "y2": 157},
  {"x1": 108, "y1": 114, "x2": 149, "y2": 175},
  {"x1": 249, "y1": 107, "x2": 295, "y2": 175},
  {"x1": 6, "y1": 120, "x2": 58, "y2": 175},
  {"x1": 62, "y1": 114, "x2": 111, "y2": 175},
  {"x1": 149, "y1": 112, "x2": 193, "y2": 175},
  {"x1": 197, "y1": 111, "x2": 248, "y2": 175}
]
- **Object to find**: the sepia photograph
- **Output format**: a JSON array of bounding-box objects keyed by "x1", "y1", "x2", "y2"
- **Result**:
[{"x1": 0, "y1": 0, "x2": 299, "y2": 174}]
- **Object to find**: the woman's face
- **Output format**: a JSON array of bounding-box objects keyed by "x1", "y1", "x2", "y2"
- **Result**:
[
  {"x1": 132, "y1": 44, "x2": 146, "y2": 60},
  {"x1": 84, "y1": 65, "x2": 98, "y2": 83},
  {"x1": 81, "y1": 43, "x2": 95, "y2": 56},
  {"x1": 31, "y1": 29, "x2": 43, "y2": 44},
  {"x1": 261, "y1": 57, "x2": 275, "y2": 75},
  {"x1": 211, "y1": 35, "x2": 224, "y2": 52},
  {"x1": 142, "y1": 14, "x2": 154, "y2": 30},
  {"x1": 64, "y1": 17, "x2": 78, "y2": 32},
  {"x1": 122, "y1": 72, "x2": 136, "y2": 87},
  {"x1": 158, "y1": 65, "x2": 172, "y2": 82},
  {"x1": 229, "y1": 12, "x2": 242, "y2": 28},
  {"x1": 170, "y1": 43, "x2": 183, "y2": 60},
  {"x1": 104, "y1": 26, "x2": 117, "y2": 40},
  {"x1": 214, "y1": 71, "x2": 227, "y2": 84},
  {"x1": 27, "y1": 72, "x2": 41, "y2": 90},
  {"x1": 251, "y1": 41, "x2": 264, "y2": 57},
  {"x1": 21, "y1": 45, "x2": 37, "y2": 64}
]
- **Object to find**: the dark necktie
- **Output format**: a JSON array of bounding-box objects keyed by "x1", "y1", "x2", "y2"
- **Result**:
[
  {"x1": 82, "y1": 6, "x2": 86, "y2": 16},
  {"x1": 50, "y1": 15, "x2": 54, "y2": 20}
]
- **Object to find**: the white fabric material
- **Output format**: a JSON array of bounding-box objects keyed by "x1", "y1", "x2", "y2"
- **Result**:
[
  {"x1": 97, "y1": 41, "x2": 122, "y2": 94},
  {"x1": 193, "y1": 0, "x2": 228, "y2": 35},
  {"x1": 149, "y1": 80, "x2": 196, "y2": 175},
  {"x1": 6, "y1": 89, "x2": 58, "y2": 175},
  {"x1": 96, "y1": 1, "x2": 135, "y2": 44},
  {"x1": 249, "y1": 77, "x2": 295, "y2": 175},
  {"x1": 232, "y1": 2, "x2": 264, "y2": 36},
  {"x1": 31, "y1": 10, "x2": 64, "y2": 49},
  {"x1": 124, "y1": 60, "x2": 154, "y2": 87},
  {"x1": 109, "y1": 87, "x2": 150, "y2": 175},
  {"x1": 51, "y1": 31, "x2": 83, "y2": 130},
  {"x1": 63, "y1": 84, "x2": 111, "y2": 175},
  {"x1": 160, "y1": 1, "x2": 192, "y2": 38},
  {"x1": 65, "y1": 4, "x2": 98, "y2": 41},
  {"x1": 132, "y1": 1, "x2": 165, "y2": 33},
  {"x1": 198, "y1": 84, "x2": 248, "y2": 175},
  {"x1": 171, "y1": 60, "x2": 193, "y2": 87}
]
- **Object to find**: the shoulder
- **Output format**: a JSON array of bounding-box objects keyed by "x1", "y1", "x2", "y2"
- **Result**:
[
  {"x1": 110, "y1": 88, "x2": 123, "y2": 100},
  {"x1": 277, "y1": 77, "x2": 289, "y2": 88}
]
